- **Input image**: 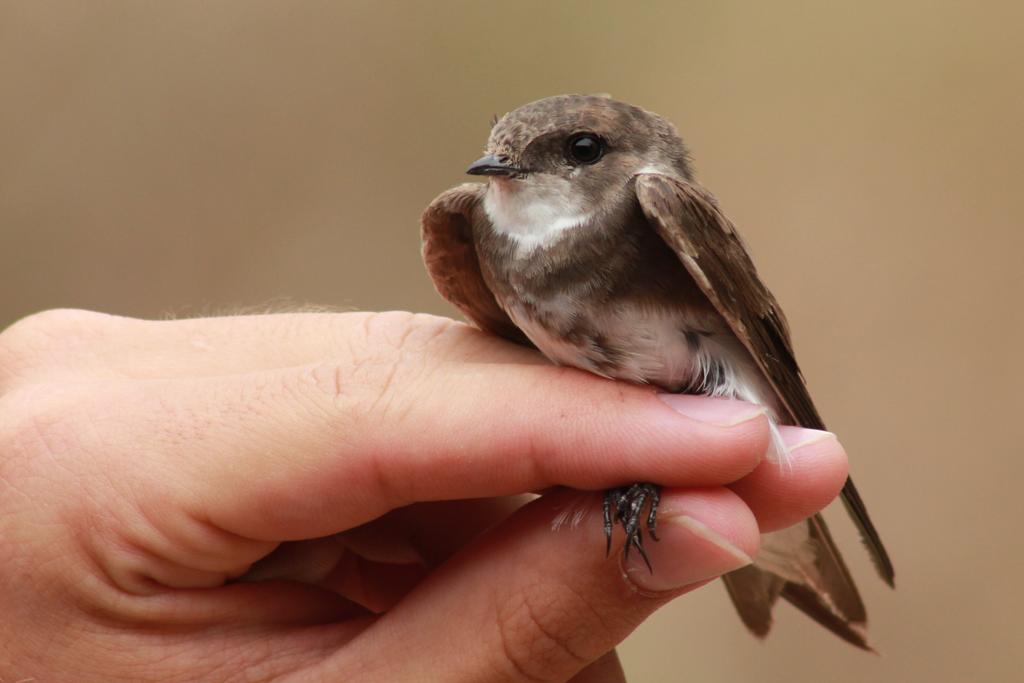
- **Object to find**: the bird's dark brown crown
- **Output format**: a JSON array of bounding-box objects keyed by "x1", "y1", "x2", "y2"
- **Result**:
[{"x1": 487, "y1": 94, "x2": 692, "y2": 177}]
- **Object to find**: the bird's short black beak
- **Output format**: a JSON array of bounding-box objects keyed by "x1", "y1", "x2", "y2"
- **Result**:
[{"x1": 466, "y1": 154, "x2": 522, "y2": 176}]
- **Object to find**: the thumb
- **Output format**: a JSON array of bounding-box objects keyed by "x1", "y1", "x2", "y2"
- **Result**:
[{"x1": 303, "y1": 487, "x2": 758, "y2": 682}]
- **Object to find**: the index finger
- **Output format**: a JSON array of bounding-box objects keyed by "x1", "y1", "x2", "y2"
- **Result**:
[{"x1": 76, "y1": 319, "x2": 772, "y2": 541}]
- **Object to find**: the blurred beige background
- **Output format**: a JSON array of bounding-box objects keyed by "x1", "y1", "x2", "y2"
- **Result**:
[{"x1": 2, "y1": 1, "x2": 1022, "y2": 681}]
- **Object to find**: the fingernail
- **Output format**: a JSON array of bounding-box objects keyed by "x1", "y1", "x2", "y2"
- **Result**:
[
  {"x1": 626, "y1": 515, "x2": 753, "y2": 592},
  {"x1": 657, "y1": 394, "x2": 766, "y2": 427},
  {"x1": 784, "y1": 428, "x2": 837, "y2": 452}
]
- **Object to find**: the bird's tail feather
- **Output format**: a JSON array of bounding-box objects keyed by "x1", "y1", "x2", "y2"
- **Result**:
[{"x1": 722, "y1": 514, "x2": 872, "y2": 650}]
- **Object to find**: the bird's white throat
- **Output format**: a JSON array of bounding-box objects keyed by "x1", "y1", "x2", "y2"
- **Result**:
[{"x1": 483, "y1": 177, "x2": 591, "y2": 253}]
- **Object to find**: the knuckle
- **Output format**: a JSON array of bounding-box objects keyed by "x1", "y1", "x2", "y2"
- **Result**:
[
  {"x1": 303, "y1": 360, "x2": 357, "y2": 407},
  {"x1": 493, "y1": 577, "x2": 612, "y2": 681},
  {"x1": 342, "y1": 311, "x2": 458, "y2": 406},
  {"x1": 352, "y1": 310, "x2": 459, "y2": 356},
  {"x1": 1, "y1": 308, "x2": 112, "y2": 342},
  {"x1": 283, "y1": 363, "x2": 377, "y2": 458},
  {"x1": 0, "y1": 309, "x2": 124, "y2": 385}
]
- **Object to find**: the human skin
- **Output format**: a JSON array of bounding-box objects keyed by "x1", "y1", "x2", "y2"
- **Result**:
[{"x1": 0, "y1": 310, "x2": 848, "y2": 682}]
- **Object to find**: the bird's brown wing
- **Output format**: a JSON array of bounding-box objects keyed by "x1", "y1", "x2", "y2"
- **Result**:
[
  {"x1": 635, "y1": 173, "x2": 819, "y2": 426},
  {"x1": 420, "y1": 183, "x2": 532, "y2": 346},
  {"x1": 635, "y1": 173, "x2": 893, "y2": 643}
]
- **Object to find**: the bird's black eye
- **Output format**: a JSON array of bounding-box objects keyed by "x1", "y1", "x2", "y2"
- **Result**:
[{"x1": 566, "y1": 133, "x2": 604, "y2": 165}]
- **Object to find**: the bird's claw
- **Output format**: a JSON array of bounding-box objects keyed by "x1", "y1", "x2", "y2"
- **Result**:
[{"x1": 603, "y1": 482, "x2": 661, "y2": 572}]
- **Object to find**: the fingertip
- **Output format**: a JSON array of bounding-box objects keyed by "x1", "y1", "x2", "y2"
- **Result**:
[
  {"x1": 729, "y1": 426, "x2": 850, "y2": 532},
  {"x1": 779, "y1": 426, "x2": 849, "y2": 502}
]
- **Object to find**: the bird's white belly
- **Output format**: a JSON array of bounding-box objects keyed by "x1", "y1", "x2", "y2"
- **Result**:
[
  {"x1": 507, "y1": 298, "x2": 789, "y2": 462},
  {"x1": 506, "y1": 296, "x2": 778, "y2": 403},
  {"x1": 506, "y1": 300, "x2": 697, "y2": 390}
]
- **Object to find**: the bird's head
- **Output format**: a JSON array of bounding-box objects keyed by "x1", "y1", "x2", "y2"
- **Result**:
[{"x1": 467, "y1": 94, "x2": 692, "y2": 198}]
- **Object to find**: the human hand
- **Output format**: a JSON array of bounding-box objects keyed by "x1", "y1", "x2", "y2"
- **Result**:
[{"x1": 0, "y1": 310, "x2": 847, "y2": 682}]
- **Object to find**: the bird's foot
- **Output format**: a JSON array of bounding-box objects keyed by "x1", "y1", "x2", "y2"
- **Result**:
[{"x1": 603, "y1": 482, "x2": 661, "y2": 572}]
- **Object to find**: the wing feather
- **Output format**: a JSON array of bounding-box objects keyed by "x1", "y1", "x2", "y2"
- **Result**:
[
  {"x1": 420, "y1": 183, "x2": 532, "y2": 346},
  {"x1": 635, "y1": 173, "x2": 894, "y2": 589}
]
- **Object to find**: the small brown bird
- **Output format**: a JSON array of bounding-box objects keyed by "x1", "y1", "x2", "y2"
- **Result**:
[{"x1": 420, "y1": 94, "x2": 893, "y2": 648}]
